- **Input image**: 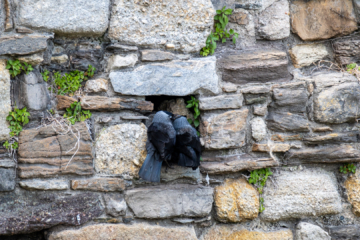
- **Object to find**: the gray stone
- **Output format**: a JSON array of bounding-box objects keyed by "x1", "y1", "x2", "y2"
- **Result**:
[
  {"x1": 261, "y1": 169, "x2": 342, "y2": 221},
  {"x1": 257, "y1": 0, "x2": 290, "y2": 40},
  {"x1": 18, "y1": 52, "x2": 44, "y2": 65},
  {"x1": 107, "y1": 54, "x2": 138, "y2": 71},
  {"x1": 199, "y1": 94, "x2": 243, "y2": 110},
  {"x1": 14, "y1": 70, "x2": 50, "y2": 111},
  {"x1": 106, "y1": 44, "x2": 138, "y2": 52},
  {"x1": 333, "y1": 36, "x2": 360, "y2": 65},
  {"x1": 19, "y1": 179, "x2": 68, "y2": 190},
  {"x1": 51, "y1": 54, "x2": 68, "y2": 64},
  {"x1": 104, "y1": 194, "x2": 127, "y2": 217},
  {"x1": 253, "y1": 104, "x2": 267, "y2": 116},
  {"x1": 0, "y1": 35, "x2": 49, "y2": 56},
  {"x1": 314, "y1": 82, "x2": 360, "y2": 124},
  {"x1": 84, "y1": 78, "x2": 108, "y2": 93},
  {"x1": 0, "y1": 168, "x2": 15, "y2": 191},
  {"x1": 227, "y1": 8, "x2": 256, "y2": 49},
  {"x1": 244, "y1": 93, "x2": 268, "y2": 104},
  {"x1": 312, "y1": 71, "x2": 357, "y2": 89},
  {"x1": 221, "y1": 82, "x2": 238, "y2": 93},
  {"x1": 110, "y1": 57, "x2": 219, "y2": 96},
  {"x1": 126, "y1": 185, "x2": 213, "y2": 219},
  {"x1": 290, "y1": 44, "x2": 329, "y2": 68},
  {"x1": 296, "y1": 222, "x2": 330, "y2": 240},
  {"x1": 285, "y1": 145, "x2": 360, "y2": 164},
  {"x1": 251, "y1": 117, "x2": 267, "y2": 142},
  {"x1": 241, "y1": 86, "x2": 270, "y2": 94},
  {"x1": 0, "y1": 191, "x2": 103, "y2": 235},
  {"x1": 327, "y1": 225, "x2": 360, "y2": 240},
  {"x1": 266, "y1": 111, "x2": 310, "y2": 132},
  {"x1": 141, "y1": 50, "x2": 175, "y2": 62},
  {"x1": 0, "y1": 160, "x2": 15, "y2": 168},
  {"x1": 271, "y1": 82, "x2": 308, "y2": 113},
  {"x1": 71, "y1": 178, "x2": 127, "y2": 192},
  {"x1": 303, "y1": 133, "x2": 359, "y2": 145},
  {"x1": 218, "y1": 49, "x2": 290, "y2": 84},
  {"x1": 0, "y1": 60, "x2": 10, "y2": 142},
  {"x1": 17, "y1": 0, "x2": 110, "y2": 36},
  {"x1": 161, "y1": 165, "x2": 202, "y2": 183},
  {"x1": 108, "y1": 0, "x2": 215, "y2": 53}
]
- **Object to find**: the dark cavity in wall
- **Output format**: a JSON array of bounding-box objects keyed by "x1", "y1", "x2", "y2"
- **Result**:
[
  {"x1": 2, "y1": 230, "x2": 46, "y2": 240},
  {"x1": 146, "y1": 95, "x2": 192, "y2": 112}
]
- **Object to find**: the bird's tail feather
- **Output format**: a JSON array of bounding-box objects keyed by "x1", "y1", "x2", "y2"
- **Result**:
[{"x1": 138, "y1": 150, "x2": 163, "y2": 182}]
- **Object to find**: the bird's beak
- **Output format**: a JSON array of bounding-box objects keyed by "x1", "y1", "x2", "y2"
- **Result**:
[{"x1": 173, "y1": 114, "x2": 182, "y2": 120}]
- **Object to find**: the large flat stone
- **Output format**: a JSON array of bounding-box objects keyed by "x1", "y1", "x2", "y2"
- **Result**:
[
  {"x1": 334, "y1": 36, "x2": 360, "y2": 65},
  {"x1": 218, "y1": 49, "x2": 290, "y2": 84},
  {"x1": 327, "y1": 225, "x2": 360, "y2": 240},
  {"x1": 108, "y1": 0, "x2": 215, "y2": 53},
  {"x1": 71, "y1": 178, "x2": 126, "y2": 192},
  {"x1": 17, "y1": 0, "x2": 110, "y2": 36},
  {"x1": 125, "y1": 184, "x2": 213, "y2": 219},
  {"x1": 290, "y1": 0, "x2": 357, "y2": 41},
  {"x1": 0, "y1": 191, "x2": 103, "y2": 235},
  {"x1": 286, "y1": 145, "x2": 360, "y2": 163},
  {"x1": 110, "y1": 57, "x2": 219, "y2": 96},
  {"x1": 0, "y1": 60, "x2": 10, "y2": 141},
  {"x1": 79, "y1": 96, "x2": 153, "y2": 112},
  {"x1": 261, "y1": 169, "x2": 342, "y2": 221},
  {"x1": 266, "y1": 111, "x2": 310, "y2": 132},
  {"x1": 19, "y1": 179, "x2": 68, "y2": 190},
  {"x1": 160, "y1": 165, "x2": 201, "y2": 183},
  {"x1": 0, "y1": 35, "x2": 49, "y2": 56},
  {"x1": 104, "y1": 194, "x2": 127, "y2": 217},
  {"x1": 95, "y1": 124, "x2": 147, "y2": 178},
  {"x1": 289, "y1": 44, "x2": 329, "y2": 68},
  {"x1": 0, "y1": 168, "x2": 15, "y2": 192},
  {"x1": 271, "y1": 82, "x2": 308, "y2": 113},
  {"x1": 48, "y1": 224, "x2": 197, "y2": 240},
  {"x1": 303, "y1": 133, "x2": 359, "y2": 145},
  {"x1": 200, "y1": 109, "x2": 248, "y2": 149},
  {"x1": 199, "y1": 94, "x2": 243, "y2": 110}
]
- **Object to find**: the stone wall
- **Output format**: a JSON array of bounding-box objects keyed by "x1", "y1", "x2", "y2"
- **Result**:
[{"x1": 1, "y1": 0, "x2": 360, "y2": 239}]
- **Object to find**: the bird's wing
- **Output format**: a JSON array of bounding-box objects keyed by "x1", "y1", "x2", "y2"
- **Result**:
[{"x1": 148, "y1": 122, "x2": 176, "y2": 160}]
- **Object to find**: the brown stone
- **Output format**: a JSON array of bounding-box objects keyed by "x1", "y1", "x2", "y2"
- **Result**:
[
  {"x1": 56, "y1": 95, "x2": 77, "y2": 110},
  {"x1": 71, "y1": 178, "x2": 126, "y2": 192},
  {"x1": 215, "y1": 178, "x2": 259, "y2": 223},
  {"x1": 252, "y1": 144, "x2": 290, "y2": 152},
  {"x1": 229, "y1": 11, "x2": 249, "y2": 25},
  {"x1": 345, "y1": 173, "x2": 360, "y2": 216},
  {"x1": 312, "y1": 126, "x2": 333, "y2": 132},
  {"x1": 200, "y1": 155, "x2": 279, "y2": 174},
  {"x1": 80, "y1": 96, "x2": 153, "y2": 112},
  {"x1": 200, "y1": 109, "x2": 248, "y2": 149},
  {"x1": 218, "y1": 49, "x2": 290, "y2": 84},
  {"x1": 4, "y1": 0, "x2": 12, "y2": 31},
  {"x1": 290, "y1": 0, "x2": 357, "y2": 41},
  {"x1": 271, "y1": 134, "x2": 302, "y2": 142},
  {"x1": 201, "y1": 225, "x2": 293, "y2": 240},
  {"x1": 159, "y1": 98, "x2": 193, "y2": 120},
  {"x1": 18, "y1": 122, "x2": 93, "y2": 178}
]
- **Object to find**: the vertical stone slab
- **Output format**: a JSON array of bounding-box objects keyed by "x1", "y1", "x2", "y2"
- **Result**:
[{"x1": 0, "y1": 60, "x2": 10, "y2": 142}]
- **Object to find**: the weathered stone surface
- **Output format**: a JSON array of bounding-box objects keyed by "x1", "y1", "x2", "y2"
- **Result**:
[
  {"x1": 201, "y1": 225, "x2": 293, "y2": 240},
  {"x1": 253, "y1": 104, "x2": 267, "y2": 116},
  {"x1": 159, "y1": 98, "x2": 193, "y2": 120},
  {"x1": 314, "y1": 82, "x2": 360, "y2": 124},
  {"x1": 19, "y1": 179, "x2": 68, "y2": 190},
  {"x1": 267, "y1": 112, "x2": 310, "y2": 132},
  {"x1": 107, "y1": 54, "x2": 138, "y2": 71},
  {"x1": 51, "y1": 54, "x2": 68, "y2": 64},
  {"x1": 70, "y1": 48, "x2": 102, "y2": 71},
  {"x1": 4, "y1": 0, "x2": 12, "y2": 31},
  {"x1": 303, "y1": 133, "x2": 359, "y2": 145},
  {"x1": 271, "y1": 134, "x2": 302, "y2": 142},
  {"x1": 311, "y1": 71, "x2": 357, "y2": 88},
  {"x1": 345, "y1": 172, "x2": 360, "y2": 216},
  {"x1": 312, "y1": 126, "x2": 333, "y2": 132},
  {"x1": 95, "y1": 124, "x2": 147, "y2": 178},
  {"x1": 18, "y1": 122, "x2": 93, "y2": 178},
  {"x1": 104, "y1": 194, "x2": 127, "y2": 217},
  {"x1": 289, "y1": 44, "x2": 329, "y2": 68},
  {"x1": 271, "y1": 82, "x2": 308, "y2": 113},
  {"x1": 56, "y1": 95, "x2": 77, "y2": 110},
  {"x1": 0, "y1": 168, "x2": 15, "y2": 192},
  {"x1": 109, "y1": 0, "x2": 215, "y2": 53},
  {"x1": 126, "y1": 185, "x2": 213, "y2": 219},
  {"x1": 17, "y1": 0, "x2": 110, "y2": 36},
  {"x1": 327, "y1": 225, "x2": 360, "y2": 240},
  {"x1": 0, "y1": 191, "x2": 103, "y2": 235},
  {"x1": 0, "y1": 60, "x2": 10, "y2": 141},
  {"x1": 252, "y1": 143, "x2": 290, "y2": 153},
  {"x1": 251, "y1": 117, "x2": 266, "y2": 142},
  {"x1": 161, "y1": 165, "x2": 202, "y2": 183},
  {"x1": 215, "y1": 178, "x2": 259, "y2": 223},
  {"x1": 106, "y1": 44, "x2": 138, "y2": 52},
  {"x1": 221, "y1": 82, "x2": 238, "y2": 93},
  {"x1": 218, "y1": 49, "x2": 290, "y2": 84},
  {"x1": 200, "y1": 155, "x2": 278, "y2": 174},
  {"x1": 286, "y1": 145, "x2": 360, "y2": 163},
  {"x1": 141, "y1": 50, "x2": 175, "y2": 62},
  {"x1": 13, "y1": 70, "x2": 50, "y2": 111},
  {"x1": 201, "y1": 109, "x2": 248, "y2": 149},
  {"x1": 199, "y1": 94, "x2": 243, "y2": 110},
  {"x1": 84, "y1": 78, "x2": 108, "y2": 93},
  {"x1": 333, "y1": 37, "x2": 360, "y2": 65},
  {"x1": 18, "y1": 52, "x2": 44, "y2": 65},
  {"x1": 227, "y1": 8, "x2": 256, "y2": 49},
  {"x1": 49, "y1": 224, "x2": 197, "y2": 240},
  {"x1": 261, "y1": 169, "x2": 342, "y2": 221},
  {"x1": 241, "y1": 86, "x2": 270, "y2": 94},
  {"x1": 80, "y1": 96, "x2": 153, "y2": 112},
  {"x1": 290, "y1": 0, "x2": 357, "y2": 41},
  {"x1": 296, "y1": 222, "x2": 331, "y2": 240},
  {"x1": 71, "y1": 178, "x2": 126, "y2": 192},
  {"x1": 257, "y1": 0, "x2": 290, "y2": 40},
  {"x1": 110, "y1": 57, "x2": 219, "y2": 96},
  {"x1": 0, "y1": 35, "x2": 49, "y2": 56}
]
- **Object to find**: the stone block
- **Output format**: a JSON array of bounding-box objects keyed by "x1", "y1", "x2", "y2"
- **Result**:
[
  {"x1": 0, "y1": 35, "x2": 49, "y2": 56},
  {"x1": 333, "y1": 36, "x2": 360, "y2": 65},
  {"x1": 218, "y1": 49, "x2": 290, "y2": 84},
  {"x1": 108, "y1": 0, "x2": 215, "y2": 53},
  {"x1": 80, "y1": 96, "x2": 153, "y2": 112},
  {"x1": 251, "y1": 117, "x2": 266, "y2": 142},
  {"x1": 252, "y1": 143, "x2": 290, "y2": 153},
  {"x1": 296, "y1": 222, "x2": 331, "y2": 240},
  {"x1": 160, "y1": 165, "x2": 202, "y2": 183},
  {"x1": 271, "y1": 82, "x2": 308, "y2": 113},
  {"x1": 51, "y1": 54, "x2": 68, "y2": 64},
  {"x1": 214, "y1": 178, "x2": 259, "y2": 222},
  {"x1": 107, "y1": 54, "x2": 138, "y2": 71},
  {"x1": 227, "y1": 8, "x2": 256, "y2": 49},
  {"x1": 290, "y1": 0, "x2": 357, "y2": 41},
  {"x1": 141, "y1": 50, "x2": 175, "y2": 62},
  {"x1": 48, "y1": 224, "x2": 197, "y2": 240},
  {"x1": 327, "y1": 225, "x2": 360, "y2": 240},
  {"x1": 261, "y1": 169, "x2": 342, "y2": 221},
  {"x1": 71, "y1": 178, "x2": 126, "y2": 192},
  {"x1": 84, "y1": 78, "x2": 108, "y2": 93},
  {"x1": 0, "y1": 60, "x2": 10, "y2": 142},
  {"x1": 18, "y1": 52, "x2": 44, "y2": 66},
  {"x1": 159, "y1": 98, "x2": 193, "y2": 120},
  {"x1": 104, "y1": 194, "x2": 127, "y2": 217},
  {"x1": 303, "y1": 133, "x2": 359, "y2": 145},
  {"x1": 199, "y1": 94, "x2": 243, "y2": 110},
  {"x1": 95, "y1": 124, "x2": 147, "y2": 178},
  {"x1": 345, "y1": 173, "x2": 360, "y2": 216},
  {"x1": 253, "y1": 104, "x2": 267, "y2": 116},
  {"x1": 17, "y1": 0, "x2": 110, "y2": 36},
  {"x1": 266, "y1": 111, "x2": 310, "y2": 132},
  {"x1": 110, "y1": 57, "x2": 219, "y2": 96},
  {"x1": 125, "y1": 184, "x2": 213, "y2": 219},
  {"x1": 201, "y1": 109, "x2": 248, "y2": 149},
  {"x1": 19, "y1": 179, "x2": 68, "y2": 190},
  {"x1": 289, "y1": 44, "x2": 329, "y2": 68},
  {"x1": 0, "y1": 168, "x2": 15, "y2": 191}
]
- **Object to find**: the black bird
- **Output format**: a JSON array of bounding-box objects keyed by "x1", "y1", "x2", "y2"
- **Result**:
[
  {"x1": 138, "y1": 111, "x2": 176, "y2": 182},
  {"x1": 172, "y1": 116, "x2": 201, "y2": 170}
]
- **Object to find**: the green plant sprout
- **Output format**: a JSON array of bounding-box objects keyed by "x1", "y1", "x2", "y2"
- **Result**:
[
  {"x1": 64, "y1": 101, "x2": 92, "y2": 125},
  {"x1": 248, "y1": 168, "x2": 273, "y2": 212},
  {"x1": 340, "y1": 163, "x2": 356, "y2": 174},
  {"x1": 86, "y1": 65, "x2": 96, "y2": 78},
  {"x1": 41, "y1": 69, "x2": 50, "y2": 82},
  {"x1": 6, "y1": 60, "x2": 23, "y2": 77},
  {"x1": 186, "y1": 96, "x2": 201, "y2": 136},
  {"x1": 3, "y1": 107, "x2": 30, "y2": 150}
]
